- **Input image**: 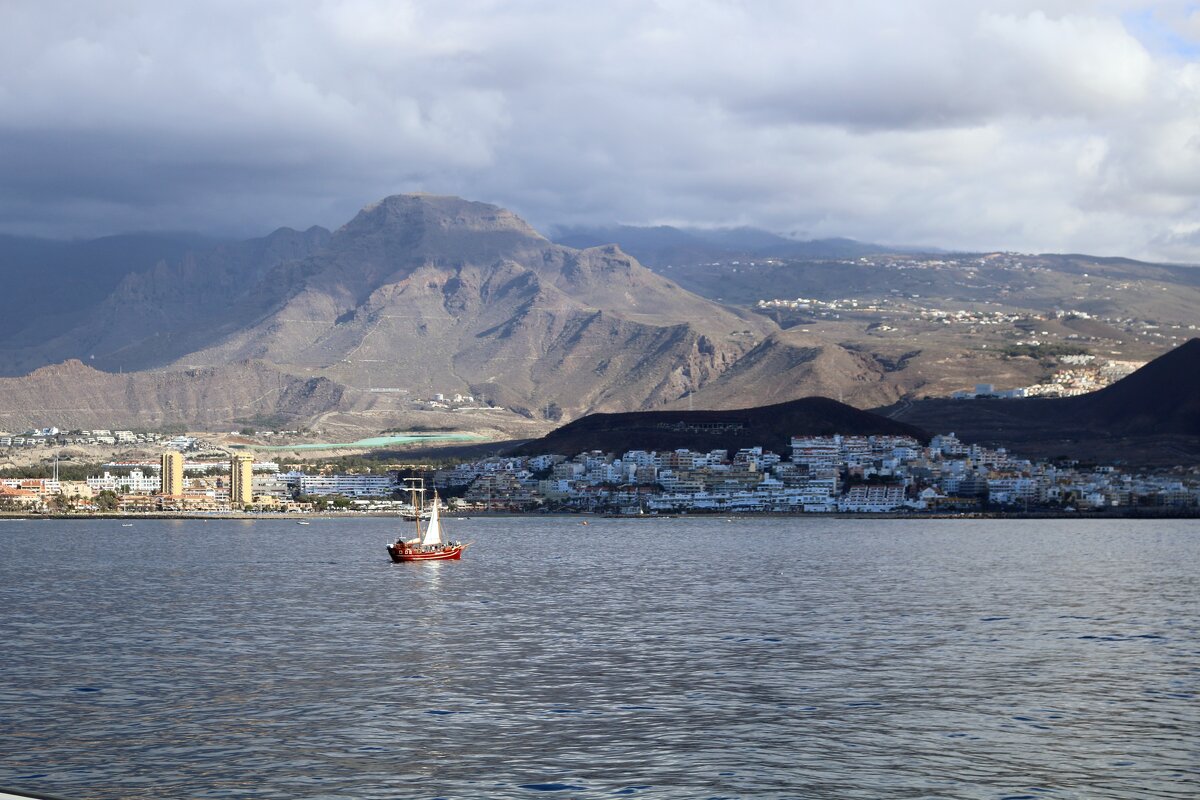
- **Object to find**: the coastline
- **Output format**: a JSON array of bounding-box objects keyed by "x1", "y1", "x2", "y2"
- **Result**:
[{"x1": 3, "y1": 508, "x2": 1197, "y2": 521}]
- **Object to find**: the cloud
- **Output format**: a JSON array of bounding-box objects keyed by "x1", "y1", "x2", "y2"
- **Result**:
[{"x1": 0, "y1": 0, "x2": 1198, "y2": 262}]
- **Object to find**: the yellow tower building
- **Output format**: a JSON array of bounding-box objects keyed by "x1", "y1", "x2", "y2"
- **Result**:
[
  {"x1": 231, "y1": 453, "x2": 254, "y2": 508},
  {"x1": 160, "y1": 451, "x2": 184, "y2": 497}
]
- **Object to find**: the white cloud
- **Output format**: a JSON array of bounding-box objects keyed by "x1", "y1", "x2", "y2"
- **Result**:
[{"x1": 0, "y1": 0, "x2": 1198, "y2": 261}]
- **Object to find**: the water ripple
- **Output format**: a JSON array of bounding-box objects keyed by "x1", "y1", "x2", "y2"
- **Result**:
[{"x1": 0, "y1": 517, "x2": 1197, "y2": 799}]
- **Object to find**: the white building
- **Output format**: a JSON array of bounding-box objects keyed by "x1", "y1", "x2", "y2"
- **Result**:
[
  {"x1": 791, "y1": 436, "x2": 841, "y2": 474},
  {"x1": 839, "y1": 485, "x2": 906, "y2": 512},
  {"x1": 292, "y1": 473, "x2": 396, "y2": 497},
  {"x1": 87, "y1": 470, "x2": 161, "y2": 494}
]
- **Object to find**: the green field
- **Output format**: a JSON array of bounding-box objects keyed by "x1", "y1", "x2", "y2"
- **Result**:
[{"x1": 247, "y1": 433, "x2": 481, "y2": 452}]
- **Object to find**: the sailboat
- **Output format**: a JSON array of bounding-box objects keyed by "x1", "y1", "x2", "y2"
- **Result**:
[{"x1": 386, "y1": 482, "x2": 468, "y2": 562}]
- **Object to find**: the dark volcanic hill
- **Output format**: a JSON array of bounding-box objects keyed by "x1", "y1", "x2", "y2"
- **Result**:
[
  {"x1": 879, "y1": 338, "x2": 1200, "y2": 465},
  {"x1": 510, "y1": 397, "x2": 929, "y2": 457},
  {"x1": 1063, "y1": 337, "x2": 1200, "y2": 434}
]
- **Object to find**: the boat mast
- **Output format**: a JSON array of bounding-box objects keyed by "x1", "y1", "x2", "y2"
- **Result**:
[
  {"x1": 414, "y1": 478, "x2": 422, "y2": 543},
  {"x1": 404, "y1": 477, "x2": 425, "y2": 544}
]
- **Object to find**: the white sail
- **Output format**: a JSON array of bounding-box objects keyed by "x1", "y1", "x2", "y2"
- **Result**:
[{"x1": 420, "y1": 497, "x2": 443, "y2": 547}]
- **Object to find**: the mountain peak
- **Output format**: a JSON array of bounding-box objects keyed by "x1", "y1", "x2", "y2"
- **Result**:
[
  {"x1": 29, "y1": 358, "x2": 98, "y2": 377},
  {"x1": 340, "y1": 194, "x2": 545, "y2": 243}
]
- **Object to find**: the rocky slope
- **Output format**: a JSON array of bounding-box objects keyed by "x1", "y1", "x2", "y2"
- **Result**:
[
  {"x1": 681, "y1": 328, "x2": 904, "y2": 410},
  {"x1": 0, "y1": 359, "x2": 342, "y2": 431}
]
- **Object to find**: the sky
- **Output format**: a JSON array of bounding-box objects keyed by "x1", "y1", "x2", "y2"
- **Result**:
[{"x1": 2, "y1": 1, "x2": 1200, "y2": 261}]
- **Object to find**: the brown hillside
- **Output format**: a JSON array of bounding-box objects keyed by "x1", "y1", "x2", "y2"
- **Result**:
[{"x1": 0, "y1": 359, "x2": 342, "y2": 431}]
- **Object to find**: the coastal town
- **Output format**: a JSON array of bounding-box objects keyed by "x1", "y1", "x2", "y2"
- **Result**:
[
  {"x1": 1, "y1": 427, "x2": 1197, "y2": 516},
  {"x1": 434, "y1": 433, "x2": 1199, "y2": 514}
]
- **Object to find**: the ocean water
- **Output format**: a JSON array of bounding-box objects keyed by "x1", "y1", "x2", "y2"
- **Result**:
[{"x1": 0, "y1": 516, "x2": 1197, "y2": 799}]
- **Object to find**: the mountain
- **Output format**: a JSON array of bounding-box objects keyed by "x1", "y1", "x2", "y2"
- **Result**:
[
  {"x1": 166, "y1": 194, "x2": 782, "y2": 414},
  {"x1": 0, "y1": 195, "x2": 909, "y2": 430},
  {"x1": 0, "y1": 232, "x2": 220, "y2": 343},
  {"x1": 510, "y1": 397, "x2": 929, "y2": 457},
  {"x1": 4, "y1": 196, "x2": 1195, "y2": 442},
  {"x1": 0, "y1": 226, "x2": 330, "y2": 376},
  {"x1": 877, "y1": 338, "x2": 1200, "y2": 465},
  {"x1": 551, "y1": 224, "x2": 893, "y2": 268}
]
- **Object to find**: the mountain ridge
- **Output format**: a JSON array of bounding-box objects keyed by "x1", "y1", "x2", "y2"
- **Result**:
[
  {"x1": 0, "y1": 194, "x2": 906, "y2": 429},
  {"x1": 0, "y1": 195, "x2": 1195, "y2": 449},
  {"x1": 550, "y1": 224, "x2": 906, "y2": 267}
]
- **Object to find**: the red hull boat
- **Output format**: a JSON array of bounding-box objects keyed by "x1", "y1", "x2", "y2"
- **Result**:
[
  {"x1": 387, "y1": 482, "x2": 468, "y2": 563},
  {"x1": 386, "y1": 541, "x2": 467, "y2": 562}
]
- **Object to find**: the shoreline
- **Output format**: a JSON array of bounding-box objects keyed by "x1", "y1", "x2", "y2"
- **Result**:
[{"x1": 2, "y1": 508, "x2": 1197, "y2": 521}]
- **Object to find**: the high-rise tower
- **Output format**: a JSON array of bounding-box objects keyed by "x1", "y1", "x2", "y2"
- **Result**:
[
  {"x1": 231, "y1": 453, "x2": 254, "y2": 508},
  {"x1": 161, "y1": 451, "x2": 184, "y2": 497}
]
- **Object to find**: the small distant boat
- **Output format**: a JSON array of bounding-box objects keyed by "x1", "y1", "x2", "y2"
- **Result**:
[
  {"x1": 386, "y1": 482, "x2": 468, "y2": 562},
  {"x1": 121, "y1": 523, "x2": 134, "y2": 527},
  {"x1": 604, "y1": 506, "x2": 650, "y2": 518},
  {"x1": 296, "y1": 521, "x2": 310, "y2": 525}
]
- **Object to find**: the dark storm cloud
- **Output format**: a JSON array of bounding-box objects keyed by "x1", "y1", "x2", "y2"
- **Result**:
[{"x1": 1, "y1": 1, "x2": 1199, "y2": 260}]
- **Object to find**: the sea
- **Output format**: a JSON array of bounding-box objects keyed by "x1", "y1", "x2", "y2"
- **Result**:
[{"x1": 0, "y1": 517, "x2": 1196, "y2": 800}]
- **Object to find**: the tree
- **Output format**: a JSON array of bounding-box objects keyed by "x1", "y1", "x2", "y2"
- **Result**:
[
  {"x1": 46, "y1": 493, "x2": 69, "y2": 514},
  {"x1": 96, "y1": 490, "x2": 119, "y2": 512}
]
